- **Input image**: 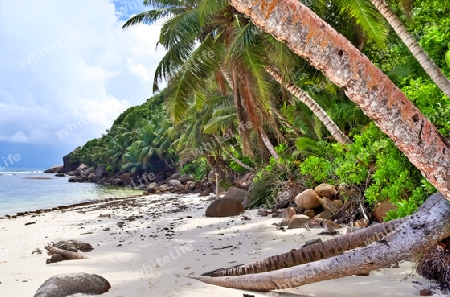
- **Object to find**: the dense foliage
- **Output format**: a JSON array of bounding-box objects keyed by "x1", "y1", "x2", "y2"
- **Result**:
[{"x1": 69, "y1": 0, "x2": 449, "y2": 220}]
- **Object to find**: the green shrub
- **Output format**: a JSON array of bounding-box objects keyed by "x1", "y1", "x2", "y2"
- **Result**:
[{"x1": 181, "y1": 158, "x2": 209, "y2": 181}]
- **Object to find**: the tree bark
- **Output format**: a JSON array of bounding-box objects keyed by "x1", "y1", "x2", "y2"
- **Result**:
[
  {"x1": 266, "y1": 66, "x2": 352, "y2": 145},
  {"x1": 202, "y1": 217, "x2": 405, "y2": 277},
  {"x1": 371, "y1": 0, "x2": 450, "y2": 98},
  {"x1": 195, "y1": 193, "x2": 450, "y2": 291},
  {"x1": 227, "y1": 0, "x2": 450, "y2": 200}
]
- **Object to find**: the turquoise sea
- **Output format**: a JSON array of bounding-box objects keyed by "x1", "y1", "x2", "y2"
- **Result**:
[{"x1": 0, "y1": 169, "x2": 142, "y2": 217}]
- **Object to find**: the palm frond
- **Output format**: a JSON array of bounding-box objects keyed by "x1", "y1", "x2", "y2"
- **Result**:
[
  {"x1": 122, "y1": 7, "x2": 185, "y2": 28},
  {"x1": 335, "y1": 0, "x2": 388, "y2": 47}
]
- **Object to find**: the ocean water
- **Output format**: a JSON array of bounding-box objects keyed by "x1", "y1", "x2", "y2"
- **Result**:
[{"x1": 0, "y1": 169, "x2": 142, "y2": 217}]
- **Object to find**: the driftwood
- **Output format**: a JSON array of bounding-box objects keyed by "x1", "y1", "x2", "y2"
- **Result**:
[
  {"x1": 33, "y1": 273, "x2": 110, "y2": 297},
  {"x1": 45, "y1": 245, "x2": 88, "y2": 260},
  {"x1": 195, "y1": 193, "x2": 450, "y2": 291},
  {"x1": 202, "y1": 217, "x2": 405, "y2": 277}
]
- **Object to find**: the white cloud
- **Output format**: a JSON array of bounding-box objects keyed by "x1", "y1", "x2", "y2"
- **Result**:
[{"x1": 0, "y1": 0, "x2": 165, "y2": 147}]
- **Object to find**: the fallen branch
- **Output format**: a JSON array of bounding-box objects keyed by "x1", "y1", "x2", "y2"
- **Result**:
[
  {"x1": 195, "y1": 193, "x2": 450, "y2": 291},
  {"x1": 202, "y1": 217, "x2": 405, "y2": 277}
]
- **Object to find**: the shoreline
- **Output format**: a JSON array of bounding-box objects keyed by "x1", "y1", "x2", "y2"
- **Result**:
[
  {"x1": 0, "y1": 193, "x2": 445, "y2": 296},
  {"x1": 0, "y1": 193, "x2": 145, "y2": 219}
]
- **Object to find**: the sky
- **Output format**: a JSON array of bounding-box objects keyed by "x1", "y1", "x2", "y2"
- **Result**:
[{"x1": 0, "y1": 0, "x2": 165, "y2": 170}]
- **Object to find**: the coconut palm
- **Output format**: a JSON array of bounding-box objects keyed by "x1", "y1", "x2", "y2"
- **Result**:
[
  {"x1": 369, "y1": 0, "x2": 450, "y2": 98},
  {"x1": 194, "y1": 0, "x2": 450, "y2": 290},
  {"x1": 124, "y1": 0, "x2": 355, "y2": 152},
  {"x1": 327, "y1": 0, "x2": 450, "y2": 98}
]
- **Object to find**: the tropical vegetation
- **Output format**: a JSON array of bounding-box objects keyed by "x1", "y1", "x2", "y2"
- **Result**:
[{"x1": 69, "y1": 0, "x2": 450, "y2": 221}]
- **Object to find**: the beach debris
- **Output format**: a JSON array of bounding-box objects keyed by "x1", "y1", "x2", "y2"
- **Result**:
[
  {"x1": 302, "y1": 238, "x2": 322, "y2": 248},
  {"x1": 45, "y1": 245, "x2": 88, "y2": 261},
  {"x1": 44, "y1": 240, "x2": 93, "y2": 264},
  {"x1": 419, "y1": 289, "x2": 434, "y2": 296},
  {"x1": 33, "y1": 273, "x2": 110, "y2": 297},
  {"x1": 25, "y1": 221, "x2": 36, "y2": 226},
  {"x1": 46, "y1": 254, "x2": 64, "y2": 264},
  {"x1": 32, "y1": 248, "x2": 42, "y2": 255},
  {"x1": 205, "y1": 197, "x2": 245, "y2": 217},
  {"x1": 417, "y1": 237, "x2": 450, "y2": 289},
  {"x1": 53, "y1": 240, "x2": 93, "y2": 252}
]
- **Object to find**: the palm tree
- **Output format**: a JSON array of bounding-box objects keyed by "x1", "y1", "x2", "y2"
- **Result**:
[
  {"x1": 194, "y1": 0, "x2": 450, "y2": 290},
  {"x1": 266, "y1": 66, "x2": 352, "y2": 144},
  {"x1": 369, "y1": 0, "x2": 450, "y2": 98},
  {"x1": 123, "y1": 0, "x2": 354, "y2": 157},
  {"x1": 229, "y1": 0, "x2": 450, "y2": 198}
]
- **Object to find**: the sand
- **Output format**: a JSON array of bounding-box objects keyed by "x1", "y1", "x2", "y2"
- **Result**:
[{"x1": 0, "y1": 193, "x2": 446, "y2": 297}]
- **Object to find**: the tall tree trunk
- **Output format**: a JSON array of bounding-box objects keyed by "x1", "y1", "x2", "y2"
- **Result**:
[
  {"x1": 272, "y1": 105, "x2": 302, "y2": 136},
  {"x1": 258, "y1": 127, "x2": 279, "y2": 160},
  {"x1": 371, "y1": 0, "x2": 450, "y2": 98},
  {"x1": 231, "y1": 67, "x2": 253, "y2": 157},
  {"x1": 195, "y1": 193, "x2": 450, "y2": 290},
  {"x1": 228, "y1": 66, "x2": 280, "y2": 161},
  {"x1": 227, "y1": 0, "x2": 450, "y2": 200},
  {"x1": 266, "y1": 66, "x2": 352, "y2": 144}
]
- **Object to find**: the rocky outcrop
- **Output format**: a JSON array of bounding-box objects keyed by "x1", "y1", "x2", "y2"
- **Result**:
[
  {"x1": 205, "y1": 198, "x2": 245, "y2": 217},
  {"x1": 33, "y1": 273, "x2": 110, "y2": 297},
  {"x1": 61, "y1": 148, "x2": 81, "y2": 173},
  {"x1": 44, "y1": 165, "x2": 63, "y2": 173}
]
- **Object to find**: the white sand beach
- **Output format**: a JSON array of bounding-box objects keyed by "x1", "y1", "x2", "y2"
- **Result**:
[{"x1": 0, "y1": 193, "x2": 445, "y2": 296}]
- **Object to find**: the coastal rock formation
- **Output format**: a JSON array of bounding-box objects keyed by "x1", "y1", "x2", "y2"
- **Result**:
[
  {"x1": 33, "y1": 273, "x2": 110, "y2": 297},
  {"x1": 44, "y1": 165, "x2": 63, "y2": 173},
  {"x1": 205, "y1": 197, "x2": 245, "y2": 217},
  {"x1": 294, "y1": 189, "x2": 322, "y2": 210},
  {"x1": 61, "y1": 148, "x2": 81, "y2": 173}
]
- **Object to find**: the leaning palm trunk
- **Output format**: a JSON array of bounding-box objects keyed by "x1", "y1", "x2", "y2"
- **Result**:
[
  {"x1": 213, "y1": 135, "x2": 253, "y2": 171},
  {"x1": 202, "y1": 217, "x2": 405, "y2": 277},
  {"x1": 228, "y1": 0, "x2": 450, "y2": 199},
  {"x1": 371, "y1": 0, "x2": 450, "y2": 98},
  {"x1": 195, "y1": 193, "x2": 450, "y2": 291},
  {"x1": 266, "y1": 66, "x2": 352, "y2": 144}
]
